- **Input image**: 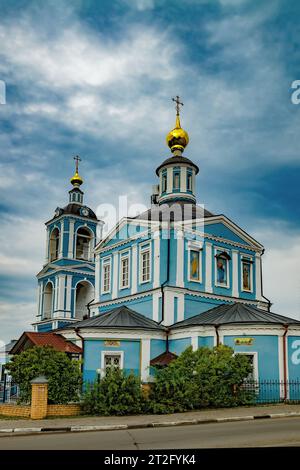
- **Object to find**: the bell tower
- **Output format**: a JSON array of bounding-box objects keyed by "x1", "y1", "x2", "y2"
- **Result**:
[{"x1": 34, "y1": 158, "x2": 104, "y2": 332}]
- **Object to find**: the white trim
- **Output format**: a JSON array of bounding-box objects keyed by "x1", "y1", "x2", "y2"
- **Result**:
[
  {"x1": 205, "y1": 242, "x2": 213, "y2": 293},
  {"x1": 100, "y1": 350, "x2": 124, "y2": 377},
  {"x1": 232, "y1": 249, "x2": 239, "y2": 297},
  {"x1": 255, "y1": 253, "x2": 263, "y2": 300},
  {"x1": 58, "y1": 220, "x2": 64, "y2": 259},
  {"x1": 141, "y1": 339, "x2": 151, "y2": 382},
  {"x1": 131, "y1": 245, "x2": 138, "y2": 294},
  {"x1": 58, "y1": 275, "x2": 66, "y2": 311},
  {"x1": 119, "y1": 250, "x2": 130, "y2": 290},
  {"x1": 162, "y1": 290, "x2": 174, "y2": 326},
  {"x1": 166, "y1": 167, "x2": 172, "y2": 193},
  {"x1": 153, "y1": 232, "x2": 160, "y2": 288},
  {"x1": 101, "y1": 256, "x2": 112, "y2": 294},
  {"x1": 152, "y1": 290, "x2": 161, "y2": 322},
  {"x1": 191, "y1": 334, "x2": 198, "y2": 351},
  {"x1": 177, "y1": 293, "x2": 185, "y2": 322},
  {"x1": 181, "y1": 166, "x2": 187, "y2": 193},
  {"x1": 45, "y1": 229, "x2": 50, "y2": 264},
  {"x1": 95, "y1": 254, "x2": 100, "y2": 301},
  {"x1": 176, "y1": 231, "x2": 184, "y2": 287},
  {"x1": 65, "y1": 275, "x2": 72, "y2": 317},
  {"x1": 64, "y1": 330, "x2": 165, "y2": 340},
  {"x1": 234, "y1": 351, "x2": 259, "y2": 382},
  {"x1": 112, "y1": 252, "x2": 118, "y2": 299},
  {"x1": 187, "y1": 240, "x2": 203, "y2": 283},
  {"x1": 214, "y1": 247, "x2": 230, "y2": 289},
  {"x1": 241, "y1": 255, "x2": 254, "y2": 293},
  {"x1": 67, "y1": 219, "x2": 75, "y2": 259},
  {"x1": 139, "y1": 241, "x2": 152, "y2": 285}
]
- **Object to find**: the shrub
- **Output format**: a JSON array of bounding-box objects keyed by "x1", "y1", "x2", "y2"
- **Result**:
[
  {"x1": 147, "y1": 345, "x2": 255, "y2": 413},
  {"x1": 81, "y1": 368, "x2": 145, "y2": 416},
  {"x1": 6, "y1": 346, "x2": 82, "y2": 404}
]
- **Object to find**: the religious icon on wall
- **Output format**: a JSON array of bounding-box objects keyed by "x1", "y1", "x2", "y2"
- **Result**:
[
  {"x1": 217, "y1": 256, "x2": 227, "y2": 285},
  {"x1": 242, "y1": 261, "x2": 251, "y2": 290},
  {"x1": 190, "y1": 250, "x2": 200, "y2": 280}
]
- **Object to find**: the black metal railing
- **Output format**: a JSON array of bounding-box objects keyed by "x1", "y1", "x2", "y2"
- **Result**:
[{"x1": 242, "y1": 380, "x2": 300, "y2": 404}]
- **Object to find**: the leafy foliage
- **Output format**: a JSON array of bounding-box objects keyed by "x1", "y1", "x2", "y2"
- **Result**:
[
  {"x1": 147, "y1": 345, "x2": 255, "y2": 413},
  {"x1": 6, "y1": 346, "x2": 82, "y2": 404},
  {"x1": 81, "y1": 368, "x2": 145, "y2": 416}
]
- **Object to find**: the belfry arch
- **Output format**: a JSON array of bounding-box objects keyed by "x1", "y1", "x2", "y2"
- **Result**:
[{"x1": 74, "y1": 280, "x2": 94, "y2": 320}]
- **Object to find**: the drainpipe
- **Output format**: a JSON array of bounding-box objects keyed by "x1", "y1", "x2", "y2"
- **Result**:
[
  {"x1": 74, "y1": 327, "x2": 85, "y2": 375},
  {"x1": 86, "y1": 298, "x2": 94, "y2": 319},
  {"x1": 158, "y1": 223, "x2": 170, "y2": 325},
  {"x1": 260, "y1": 248, "x2": 272, "y2": 311},
  {"x1": 215, "y1": 325, "x2": 220, "y2": 346},
  {"x1": 282, "y1": 324, "x2": 289, "y2": 401}
]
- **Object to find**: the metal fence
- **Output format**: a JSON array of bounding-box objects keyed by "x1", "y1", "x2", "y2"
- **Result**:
[
  {"x1": 242, "y1": 380, "x2": 300, "y2": 404},
  {"x1": 0, "y1": 380, "x2": 19, "y2": 403}
]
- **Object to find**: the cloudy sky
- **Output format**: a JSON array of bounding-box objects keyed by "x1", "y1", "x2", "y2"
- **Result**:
[{"x1": 0, "y1": 0, "x2": 299, "y2": 344}]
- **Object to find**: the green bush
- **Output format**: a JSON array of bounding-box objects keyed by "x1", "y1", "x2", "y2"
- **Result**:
[
  {"x1": 147, "y1": 345, "x2": 255, "y2": 413},
  {"x1": 6, "y1": 346, "x2": 82, "y2": 404},
  {"x1": 81, "y1": 368, "x2": 145, "y2": 416}
]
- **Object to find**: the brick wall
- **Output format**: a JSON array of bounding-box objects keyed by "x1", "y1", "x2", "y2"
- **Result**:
[
  {"x1": 0, "y1": 403, "x2": 81, "y2": 418},
  {"x1": 0, "y1": 404, "x2": 31, "y2": 418}
]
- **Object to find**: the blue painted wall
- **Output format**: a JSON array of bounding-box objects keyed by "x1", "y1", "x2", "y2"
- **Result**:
[
  {"x1": 169, "y1": 337, "x2": 191, "y2": 355},
  {"x1": 198, "y1": 336, "x2": 214, "y2": 348},
  {"x1": 83, "y1": 339, "x2": 141, "y2": 383}
]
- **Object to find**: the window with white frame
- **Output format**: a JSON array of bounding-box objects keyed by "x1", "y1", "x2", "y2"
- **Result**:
[
  {"x1": 173, "y1": 169, "x2": 180, "y2": 191},
  {"x1": 162, "y1": 172, "x2": 167, "y2": 193},
  {"x1": 140, "y1": 244, "x2": 151, "y2": 283},
  {"x1": 235, "y1": 352, "x2": 258, "y2": 382},
  {"x1": 215, "y1": 250, "x2": 231, "y2": 288},
  {"x1": 187, "y1": 170, "x2": 193, "y2": 192},
  {"x1": 120, "y1": 253, "x2": 130, "y2": 289},
  {"x1": 241, "y1": 257, "x2": 253, "y2": 292},
  {"x1": 102, "y1": 258, "x2": 111, "y2": 293},
  {"x1": 101, "y1": 351, "x2": 124, "y2": 376},
  {"x1": 188, "y1": 242, "x2": 203, "y2": 283}
]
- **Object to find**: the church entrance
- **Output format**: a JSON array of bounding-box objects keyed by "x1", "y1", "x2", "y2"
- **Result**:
[{"x1": 74, "y1": 281, "x2": 94, "y2": 320}]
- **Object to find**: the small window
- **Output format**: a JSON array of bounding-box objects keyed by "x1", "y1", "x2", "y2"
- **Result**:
[
  {"x1": 187, "y1": 171, "x2": 193, "y2": 192},
  {"x1": 173, "y1": 171, "x2": 180, "y2": 190},
  {"x1": 189, "y1": 249, "x2": 201, "y2": 282},
  {"x1": 120, "y1": 255, "x2": 129, "y2": 289},
  {"x1": 140, "y1": 245, "x2": 151, "y2": 283},
  {"x1": 101, "y1": 351, "x2": 124, "y2": 377},
  {"x1": 102, "y1": 261, "x2": 111, "y2": 293},
  {"x1": 162, "y1": 173, "x2": 167, "y2": 193},
  {"x1": 242, "y1": 258, "x2": 253, "y2": 292},
  {"x1": 76, "y1": 227, "x2": 92, "y2": 261}
]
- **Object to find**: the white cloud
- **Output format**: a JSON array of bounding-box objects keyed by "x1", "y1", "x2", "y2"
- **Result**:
[{"x1": 0, "y1": 301, "x2": 34, "y2": 344}]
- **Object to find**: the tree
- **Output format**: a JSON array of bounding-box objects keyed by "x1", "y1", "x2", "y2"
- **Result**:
[
  {"x1": 148, "y1": 345, "x2": 254, "y2": 413},
  {"x1": 81, "y1": 368, "x2": 145, "y2": 416},
  {"x1": 6, "y1": 346, "x2": 82, "y2": 404}
]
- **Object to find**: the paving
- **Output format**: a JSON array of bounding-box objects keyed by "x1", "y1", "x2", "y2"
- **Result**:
[{"x1": 1, "y1": 403, "x2": 300, "y2": 436}]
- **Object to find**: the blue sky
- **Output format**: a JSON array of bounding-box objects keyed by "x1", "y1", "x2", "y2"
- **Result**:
[{"x1": 0, "y1": 0, "x2": 299, "y2": 344}]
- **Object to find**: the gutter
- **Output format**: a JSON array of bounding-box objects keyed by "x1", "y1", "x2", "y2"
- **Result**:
[
  {"x1": 215, "y1": 325, "x2": 220, "y2": 346},
  {"x1": 74, "y1": 328, "x2": 85, "y2": 374},
  {"x1": 86, "y1": 298, "x2": 94, "y2": 319},
  {"x1": 260, "y1": 248, "x2": 272, "y2": 310},
  {"x1": 282, "y1": 324, "x2": 289, "y2": 401}
]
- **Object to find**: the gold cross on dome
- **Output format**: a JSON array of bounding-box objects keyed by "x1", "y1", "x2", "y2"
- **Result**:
[
  {"x1": 73, "y1": 155, "x2": 81, "y2": 173},
  {"x1": 172, "y1": 95, "x2": 184, "y2": 115}
]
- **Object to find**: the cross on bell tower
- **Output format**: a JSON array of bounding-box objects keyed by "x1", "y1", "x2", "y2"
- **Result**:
[{"x1": 172, "y1": 95, "x2": 184, "y2": 116}]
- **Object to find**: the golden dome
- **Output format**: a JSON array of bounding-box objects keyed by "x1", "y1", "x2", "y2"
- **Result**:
[
  {"x1": 166, "y1": 114, "x2": 189, "y2": 153},
  {"x1": 70, "y1": 170, "x2": 83, "y2": 187}
]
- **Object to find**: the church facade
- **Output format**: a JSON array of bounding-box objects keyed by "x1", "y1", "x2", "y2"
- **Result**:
[{"x1": 33, "y1": 101, "x2": 300, "y2": 401}]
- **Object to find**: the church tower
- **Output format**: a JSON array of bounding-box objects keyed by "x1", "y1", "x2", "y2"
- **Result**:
[{"x1": 34, "y1": 157, "x2": 104, "y2": 332}]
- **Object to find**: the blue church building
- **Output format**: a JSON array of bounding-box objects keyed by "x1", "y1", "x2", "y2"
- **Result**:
[{"x1": 33, "y1": 101, "x2": 300, "y2": 401}]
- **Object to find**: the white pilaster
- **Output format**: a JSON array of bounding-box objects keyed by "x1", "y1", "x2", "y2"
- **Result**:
[
  {"x1": 131, "y1": 245, "x2": 138, "y2": 295},
  {"x1": 58, "y1": 220, "x2": 64, "y2": 259},
  {"x1": 167, "y1": 167, "x2": 172, "y2": 193},
  {"x1": 95, "y1": 254, "x2": 100, "y2": 301},
  {"x1": 37, "y1": 283, "x2": 42, "y2": 317},
  {"x1": 177, "y1": 293, "x2": 185, "y2": 322},
  {"x1": 181, "y1": 166, "x2": 187, "y2": 193},
  {"x1": 45, "y1": 229, "x2": 49, "y2": 264},
  {"x1": 112, "y1": 252, "x2": 118, "y2": 299},
  {"x1": 141, "y1": 339, "x2": 151, "y2": 383},
  {"x1": 205, "y1": 242, "x2": 213, "y2": 293},
  {"x1": 191, "y1": 334, "x2": 198, "y2": 351},
  {"x1": 153, "y1": 232, "x2": 160, "y2": 289},
  {"x1": 68, "y1": 219, "x2": 75, "y2": 259},
  {"x1": 176, "y1": 231, "x2": 184, "y2": 287},
  {"x1": 163, "y1": 290, "x2": 174, "y2": 326},
  {"x1": 54, "y1": 277, "x2": 58, "y2": 314},
  {"x1": 58, "y1": 275, "x2": 66, "y2": 311},
  {"x1": 255, "y1": 253, "x2": 262, "y2": 300},
  {"x1": 152, "y1": 291, "x2": 161, "y2": 322},
  {"x1": 65, "y1": 275, "x2": 72, "y2": 318},
  {"x1": 232, "y1": 249, "x2": 239, "y2": 298}
]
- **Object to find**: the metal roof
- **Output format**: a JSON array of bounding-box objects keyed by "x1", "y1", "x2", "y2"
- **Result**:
[
  {"x1": 172, "y1": 302, "x2": 300, "y2": 329},
  {"x1": 68, "y1": 305, "x2": 166, "y2": 331},
  {"x1": 156, "y1": 155, "x2": 199, "y2": 175},
  {"x1": 133, "y1": 201, "x2": 214, "y2": 222},
  {"x1": 10, "y1": 332, "x2": 82, "y2": 354}
]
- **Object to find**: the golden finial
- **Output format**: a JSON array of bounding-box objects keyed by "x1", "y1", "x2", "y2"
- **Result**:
[
  {"x1": 70, "y1": 155, "x2": 83, "y2": 187},
  {"x1": 166, "y1": 96, "x2": 189, "y2": 153}
]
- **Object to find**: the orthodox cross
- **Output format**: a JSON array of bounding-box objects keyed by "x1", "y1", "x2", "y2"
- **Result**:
[
  {"x1": 172, "y1": 95, "x2": 184, "y2": 115},
  {"x1": 73, "y1": 155, "x2": 81, "y2": 173}
]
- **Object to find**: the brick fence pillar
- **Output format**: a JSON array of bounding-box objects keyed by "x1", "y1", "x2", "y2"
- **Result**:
[{"x1": 30, "y1": 376, "x2": 49, "y2": 420}]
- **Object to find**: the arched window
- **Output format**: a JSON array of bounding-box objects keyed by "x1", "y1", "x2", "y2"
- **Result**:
[
  {"x1": 49, "y1": 228, "x2": 60, "y2": 261},
  {"x1": 43, "y1": 282, "x2": 53, "y2": 319},
  {"x1": 75, "y1": 281, "x2": 94, "y2": 320},
  {"x1": 76, "y1": 227, "x2": 93, "y2": 261}
]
